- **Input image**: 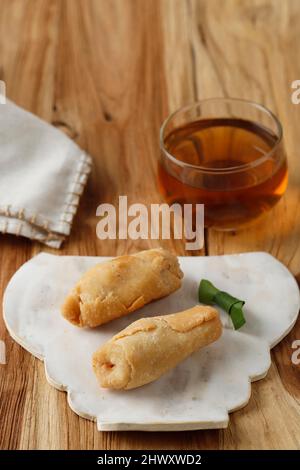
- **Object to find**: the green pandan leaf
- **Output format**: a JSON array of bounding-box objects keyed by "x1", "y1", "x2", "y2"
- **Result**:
[{"x1": 198, "y1": 279, "x2": 246, "y2": 330}]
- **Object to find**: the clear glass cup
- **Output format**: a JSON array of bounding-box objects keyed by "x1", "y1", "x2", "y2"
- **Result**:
[{"x1": 158, "y1": 98, "x2": 288, "y2": 230}]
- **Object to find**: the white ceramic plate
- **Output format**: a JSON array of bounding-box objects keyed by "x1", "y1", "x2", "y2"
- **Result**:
[{"x1": 3, "y1": 252, "x2": 300, "y2": 431}]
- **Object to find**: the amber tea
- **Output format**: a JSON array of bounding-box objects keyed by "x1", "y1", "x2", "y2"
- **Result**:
[{"x1": 158, "y1": 117, "x2": 288, "y2": 230}]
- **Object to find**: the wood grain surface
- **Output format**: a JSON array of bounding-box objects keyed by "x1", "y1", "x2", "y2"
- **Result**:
[{"x1": 0, "y1": 0, "x2": 300, "y2": 450}]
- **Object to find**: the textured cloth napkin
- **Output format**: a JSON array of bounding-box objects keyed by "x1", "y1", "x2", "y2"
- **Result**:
[{"x1": 0, "y1": 100, "x2": 92, "y2": 248}]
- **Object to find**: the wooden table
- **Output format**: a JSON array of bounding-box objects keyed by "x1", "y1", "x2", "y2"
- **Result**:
[{"x1": 1, "y1": 0, "x2": 300, "y2": 450}]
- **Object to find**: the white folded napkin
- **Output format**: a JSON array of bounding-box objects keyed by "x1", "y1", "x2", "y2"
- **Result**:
[{"x1": 0, "y1": 100, "x2": 92, "y2": 248}]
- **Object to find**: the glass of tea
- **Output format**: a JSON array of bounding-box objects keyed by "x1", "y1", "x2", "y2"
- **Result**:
[{"x1": 158, "y1": 98, "x2": 288, "y2": 230}]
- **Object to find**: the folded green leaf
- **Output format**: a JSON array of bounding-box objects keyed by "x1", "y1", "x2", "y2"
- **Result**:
[
  {"x1": 198, "y1": 279, "x2": 246, "y2": 330},
  {"x1": 198, "y1": 279, "x2": 218, "y2": 304},
  {"x1": 229, "y1": 301, "x2": 246, "y2": 330}
]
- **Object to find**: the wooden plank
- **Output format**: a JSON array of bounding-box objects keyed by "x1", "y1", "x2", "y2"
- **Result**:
[
  {"x1": 189, "y1": 0, "x2": 300, "y2": 450},
  {"x1": 0, "y1": 0, "x2": 299, "y2": 449}
]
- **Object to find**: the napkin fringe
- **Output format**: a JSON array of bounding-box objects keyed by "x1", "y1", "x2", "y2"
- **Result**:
[
  {"x1": 0, "y1": 215, "x2": 64, "y2": 248},
  {"x1": 57, "y1": 153, "x2": 92, "y2": 230}
]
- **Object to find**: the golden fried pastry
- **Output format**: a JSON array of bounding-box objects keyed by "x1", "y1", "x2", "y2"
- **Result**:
[
  {"x1": 61, "y1": 248, "x2": 183, "y2": 327},
  {"x1": 92, "y1": 305, "x2": 222, "y2": 390}
]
